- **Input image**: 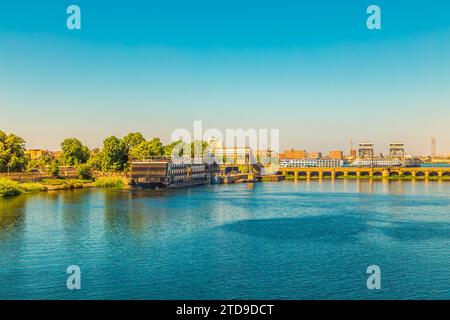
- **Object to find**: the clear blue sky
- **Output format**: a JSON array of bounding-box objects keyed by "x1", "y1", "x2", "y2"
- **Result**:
[{"x1": 1, "y1": 0, "x2": 449, "y2": 155}]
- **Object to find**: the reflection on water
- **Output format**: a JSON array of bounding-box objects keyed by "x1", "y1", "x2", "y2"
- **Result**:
[
  {"x1": 0, "y1": 180, "x2": 450, "y2": 299},
  {"x1": 0, "y1": 196, "x2": 26, "y2": 243}
]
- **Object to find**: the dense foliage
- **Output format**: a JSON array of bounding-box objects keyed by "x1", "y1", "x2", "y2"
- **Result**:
[
  {"x1": 0, "y1": 130, "x2": 28, "y2": 172},
  {"x1": 1, "y1": 129, "x2": 209, "y2": 174},
  {"x1": 61, "y1": 138, "x2": 90, "y2": 166}
]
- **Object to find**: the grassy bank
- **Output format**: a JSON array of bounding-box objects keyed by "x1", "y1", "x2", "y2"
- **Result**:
[
  {"x1": 40, "y1": 178, "x2": 93, "y2": 190},
  {"x1": 94, "y1": 177, "x2": 126, "y2": 189},
  {"x1": 0, "y1": 178, "x2": 95, "y2": 198},
  {"x1": 1, "y1": 176, "x2": 129, "y2": 198},
  {"x1": 0, "y1": 179, "x2": 23, "y2": 197}
]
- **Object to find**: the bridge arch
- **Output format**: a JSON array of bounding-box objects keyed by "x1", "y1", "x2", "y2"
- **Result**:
[
  {"x1": 415, "y1": 171, "x2": 425, "y2": 177},
  {"x1": 335, "y1": 171, "x2": 345, "y2": 178},
  {"x1": 322, "y1": 171, "x2": 332, "y2": 178},
  {"x1": 310, "y1": 171, "x2": 320, "y2": 178}
]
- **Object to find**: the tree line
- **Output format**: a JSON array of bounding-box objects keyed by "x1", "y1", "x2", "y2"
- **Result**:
[{"x1": 0, "y1": 130, "x2": 208, "y2": 177}]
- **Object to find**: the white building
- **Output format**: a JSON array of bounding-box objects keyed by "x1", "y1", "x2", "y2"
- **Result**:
[
  {"x1": 350, "y1": 158, "x2": 421, "y2": 167},
  {"x1": 280, "y1": 158, "x2": 347, "y2": 168}
]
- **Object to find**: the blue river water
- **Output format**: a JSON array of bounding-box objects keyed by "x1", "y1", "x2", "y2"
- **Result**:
[{"x1": 0, "y1": 180, "x2": 449, "y2": 299}]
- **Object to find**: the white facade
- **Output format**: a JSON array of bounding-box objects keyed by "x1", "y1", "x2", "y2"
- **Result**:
[{"x1": 280, "y1": 158, "x2": 346, "y2": 168}]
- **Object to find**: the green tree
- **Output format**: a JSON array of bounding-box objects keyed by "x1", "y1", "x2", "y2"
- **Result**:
[
  {"x1": 123, "y1": 132, "x2": 145, "y2": 151},
  {"x1": 190, "y1": 140, "x2": 209, "y2": 158},
  {"x1": 0, "y1": 143, "x2": 8, "y2": 172},
  {"x1": 8, "y1": 155, "x2": 27, "y2": 172},
  {"x1": 164, "y1": 140, "x2": 184, "y2": 157},
  {"x1": 47, "y1": 160, "x2": 60, "y2": 177},
  {"x1": 0, "y1": 130, "x2": 28, "y2": 172},
  {"x1": 87, "y1": 150, "x2": 103, "y2": 171},
  {"x1": 148, "y1": 138, "x2": 164, "y2": 156},
  {"x1": 129, "y1": 138, "x2": 165, "y2": 160},
  {"x1": 101, "y1": 136, "x2": 128, "y2": 171},
  {"x1": 61, "y1": 138, "x2": 90, "y2": 166},
  {"x1": 77, "y1": 163, "x2": 92, "y2": 180}
]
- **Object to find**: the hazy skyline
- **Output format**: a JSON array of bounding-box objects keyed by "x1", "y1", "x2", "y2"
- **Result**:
[{"x1": 1, "y1": 1, "x2": 450, "y2": 155}]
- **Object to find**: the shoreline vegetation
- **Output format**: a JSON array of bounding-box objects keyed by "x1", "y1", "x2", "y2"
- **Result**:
[
  {"x1": 0, "y1": 177, "x2": 127, "y2": 198},
  {"x1": 0, "y1": 129, "x2": 202, "y2": 198},
  {"x1": 0, "y1": 129, "x2": 204, "y2": 179},
  {"x1": 2, "y1": 129, "x2": 450, "y2": 199},
  {"x1": 2, "y1": 174, "x2": 450, "y2": 198}
]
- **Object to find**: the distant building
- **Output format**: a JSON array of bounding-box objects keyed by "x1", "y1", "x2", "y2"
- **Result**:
[
  {"x1": 222, "y1": 147, "x2": 254, "y2": 165},
  {"x1": 279, "y1": 149, "x2": 307, "y2": 159},
  {"x1": 256, "y1": 148, "x2": 276, "y2": 165},
  {"x1": 307, "y1": 152, "x2": 322, "y2": 159},
  {"x1": 352, "y1": 158, "x2": 402, "y2": 167},
  {"x1": 50, "y1": 151, "x2": 63, "y2": 159},
  {"x1": 207, "y1": 137, "x2": 224, "y2": 151},
  {"x1": 358, "y1": 143, "x2": 374, "y2": 159},
  {"x1": 25, "y1": 149, "x2": 50, "y2": 160},
  {"x1": 280, "y1": 158, "x2": 347, "y2": 168},
  {"x1": 389, "y1": 143, "x2": 405, "y2": 158},
  {"x1": 351, "y1": 142, "x2": 412, "y2": 167},
  {"x1": 328, "y1": 150, "x2": 344, "y2": 159},
  {"x1": 351, "y1": 158, "x2": 421, "y2": 167},
  {"x1": 207, "y1": 138, "x2": 255, "y2": 165},
  {"x1": 420, "y1": 162, "x2": 450, "y2": 168}
]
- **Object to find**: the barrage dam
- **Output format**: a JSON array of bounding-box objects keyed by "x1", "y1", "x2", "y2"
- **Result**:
[{"x1": 278, "y1": 167, "x2": 450, "y2": 180}]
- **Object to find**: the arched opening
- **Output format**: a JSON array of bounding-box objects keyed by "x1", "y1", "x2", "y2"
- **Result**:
[
  {"x1": 298, "y1": 171, "x2": 307, "y2": 177},
  {"x1": 442, "y1": 172, "x2": 450, "y2": 177},
  {"x1": 310, "y1": 171, "x2": 320, "y2": 178},
  {"x1": 335, "y1": 172, "x2": 345, "y2": 178},
  {"x1": 429, "y1": 172, "x2": 438, "y2": 177},
  {"x1": 390, "y1": 171, "x2": 399, "y2": 177},
  {"x1": 348, "y1": 172, "x2": 357, "y2": 176},
  {"x1": 415, "y1": 171, "x2": 425, "y2": 177},
  {"x1": 373, "y1": 171, "x2": 383, "y2": 177},
  {"x1": 402, "y1": 171, "x2": 412, "y2": 177},
  {"x1": 323, "y1": 172, "x2": 332, "y2": 178},
  {"x1": 360, "y1": 172, "x2": 370, "y2": 177}
]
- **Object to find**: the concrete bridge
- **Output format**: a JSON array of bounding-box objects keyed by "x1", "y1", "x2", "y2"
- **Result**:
[{"x1": 278, "y1": 167, "x2": 450, "y2": 180}]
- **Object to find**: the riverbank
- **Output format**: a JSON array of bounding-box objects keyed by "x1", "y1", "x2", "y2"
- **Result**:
[
  {"x1": 0, "y1": 177, "x2": 128, "y2": 198},
  {"x1": 3, "y1": 174, "x2": 450, "y2": 198}
]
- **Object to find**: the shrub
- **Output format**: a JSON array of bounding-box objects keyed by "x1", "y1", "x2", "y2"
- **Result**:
[
  {"x1": 47, "y1": 161, "x2": 60, "y2": 177},
  {"x1": 0, "y1": 179, "x2": 22, "y2": 197},
  {"x1": 77, "y1": 163, "x2": 93, "y2": 180},
  {"x1": 94, "y1": 177, "x2": 125, "y2": 189}
]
